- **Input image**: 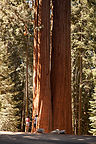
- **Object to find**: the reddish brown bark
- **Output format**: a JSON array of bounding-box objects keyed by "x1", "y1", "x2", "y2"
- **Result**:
[
  {"x1": 51, "y1": 0, "x2": 72, "y2": 134},
  {"x1": 32, "y1": 0, "x2": 52, "y2": 133},
  {"x1": 32, "y1": 0, "x2": 39, "y2": 132}
]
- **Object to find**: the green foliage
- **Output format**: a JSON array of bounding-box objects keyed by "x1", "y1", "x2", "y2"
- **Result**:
[
  {"x1": 0, "y1": 101, "x2": 1, "y2": 111},
  {"x1": 0, "y1": 0, "x2": 33, "y2": 131},
  {"x1": 71, "y1": 0, "x2": 96, "y2": 135},
  {"x1": 89, "y1": 55, "x2": 96, "y2": 135},
  {"x1": 89, "y1": 92, "x2": 96, "y2": 135}
]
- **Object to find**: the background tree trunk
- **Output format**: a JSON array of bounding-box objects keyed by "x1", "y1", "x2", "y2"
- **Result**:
[
  {"x1": 51, "y1": 0, "x2": 72, "y2": 134},
  {"x1": 78, "y1": 51, "x2": 82, "y2": 135}
]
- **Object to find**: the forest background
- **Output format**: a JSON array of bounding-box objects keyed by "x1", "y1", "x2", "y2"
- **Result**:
[{"x1": 0, "y1": 0, "x2": 96, "y2": 136}]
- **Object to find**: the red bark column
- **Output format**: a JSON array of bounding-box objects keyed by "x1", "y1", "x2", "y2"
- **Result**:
[
  {"x1": 32, "y1": 0, "x2": 39, "y2": 132},
  {"x1": 51, "y1": 0, "x2": 72, "y2": 134},
  {"x1": 32, "y1": 0, "x2": 52, "y2": 133}
]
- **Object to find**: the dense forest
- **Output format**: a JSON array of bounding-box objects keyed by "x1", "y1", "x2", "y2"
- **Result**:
[{"x1": 0, "y1": 0, "x2": 96, "y2": 135}]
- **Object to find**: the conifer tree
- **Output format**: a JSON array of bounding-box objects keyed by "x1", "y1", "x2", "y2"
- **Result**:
[
  {"x1": 32, "y1": 0, "x2": 52, "y2": 133},
  {"x1": 71, "y1": 0, "x2": 96, "y2": 135},
  {"x1": 0, "y1": 0, "x2": 33, "y2": 131},
  {"x1": 87, "y1": 0, "x2": 96, "y2": 135},
  {"x1": 51, "y1": 0, "x2": 72, "y2": 134}
]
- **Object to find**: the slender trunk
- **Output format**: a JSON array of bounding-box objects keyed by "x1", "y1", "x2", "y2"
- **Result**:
[
  {"x1": 21, "y1": 91, "x2": 25, "y2": 131},
  {"x1": 75, "y1": 67, "x2": 80, "y2": 135},
  {"x1": 78, "y1": 3, "x2": 83, "y2": 134},
  {"x1": 25, "y1": 35, "x2": 29, "y2": 132},
  {"x1": 26, "y1": 38, "x2": 29, "y2": 118},
  {"x1": 78, "y1": 52, "x2": 82, "y2": 135},
  {"x1": 51, "y1": 0, "x2": 72, "y2": 134}
]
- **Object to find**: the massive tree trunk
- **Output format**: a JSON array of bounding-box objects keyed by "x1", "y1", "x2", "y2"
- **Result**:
[
  {"x1": 32, "y1": 0, "x2": 39, "y2": 132},
  {"x1": 32, "y1": 0, "x2": 52, "y2": 133},
  {"x1": 51, "y1": 0, "x2": 72, "y2": 134}
]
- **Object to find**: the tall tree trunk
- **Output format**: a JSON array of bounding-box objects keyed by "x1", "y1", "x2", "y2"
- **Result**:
[
  {"x1": 25, "y1": 35, "x2": 29, "y2": 132},
  {"x1": 26, "y1": 37, "x2": 29, "y2": 118},
  {"x1": 32, "y1": 0, "x2": 52, "y2": 133},
  {"x1": 78, "y1": 52, "x2": 82, "y2": 135},
  {"x1": 51, "y1": 0, "x2": 72, "y2": 134},
  {"x1": 21, "y1": 90, "x2": 25, "y2": 132},
  {"x1": 78, "y1": 2, "x2": 83, "y2": 134},
  {"x1": 32, "y1": 0, "x2": 39, "y2": 132}
]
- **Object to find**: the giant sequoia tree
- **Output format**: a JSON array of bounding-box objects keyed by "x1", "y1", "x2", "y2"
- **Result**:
[
  {"x1": 51, "y1": 0, "x2": 72, "y2": 134},
  {"x1": 32, "y1": 0, "x2": 52, "y2": 132},
  {"x1": 32, "y1": 0, "x2": 72, "y2": 134}
]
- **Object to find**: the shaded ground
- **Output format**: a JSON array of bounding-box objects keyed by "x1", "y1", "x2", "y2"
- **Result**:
[{"x1": 0, "y1": 131, "x2": 96, "y2": 144}]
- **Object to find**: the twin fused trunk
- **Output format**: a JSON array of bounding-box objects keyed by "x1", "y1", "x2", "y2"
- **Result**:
[{"x1": 32, "y1": 0, "x2": 72, "y2": 134}]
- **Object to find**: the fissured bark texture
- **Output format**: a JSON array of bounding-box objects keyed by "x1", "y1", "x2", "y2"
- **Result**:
[
  {"x1": 32, "y1": 0, "x2": 52, "y2": 133},
  {"x1": 51, "y1": 0, "x2": 72, "y2": 134}
]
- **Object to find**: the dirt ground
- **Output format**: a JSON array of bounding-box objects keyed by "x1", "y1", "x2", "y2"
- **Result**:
[{"x1": 0, "y1": 131, "x2": 96, "y2": 144}]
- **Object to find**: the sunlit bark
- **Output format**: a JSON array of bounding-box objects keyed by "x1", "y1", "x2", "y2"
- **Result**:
[
  {"x1": 32, "y1": 0, "x2": 52, "y2": 133},
  {"x1": 32, "y1": 0, "x2": 39, "y2": 132}
]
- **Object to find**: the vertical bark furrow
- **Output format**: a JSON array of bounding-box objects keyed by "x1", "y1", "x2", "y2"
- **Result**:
[
  {"x1": 51, "y1": 0, "x2": 72, "y2": 134},
  {"x1": 32, "y1": 0, "x2": 52, "y2": 133}
]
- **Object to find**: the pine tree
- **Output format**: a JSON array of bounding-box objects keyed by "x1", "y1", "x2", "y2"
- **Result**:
[
  {"x1": 0, "y1": 42, "x2": 18, "y2": 131},
  {"x1": 87, "y1": 0, "x2": 96, "y2": 135},
  {"x1": 71, "y1": 0, "x2": 95, "y2": 135},
  {"x1": 0, "y1": 0, "x2": 33, "y2": 131}
]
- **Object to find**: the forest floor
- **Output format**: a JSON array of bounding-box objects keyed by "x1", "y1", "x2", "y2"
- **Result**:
[{"x1": 0, "y1": 131, "x2": 96, "y2": 144}]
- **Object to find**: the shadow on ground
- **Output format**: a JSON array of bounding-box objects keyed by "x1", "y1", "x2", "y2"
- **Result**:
[{"x1": 0, "y1": 132, "x2": 96, "y2": 144}]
